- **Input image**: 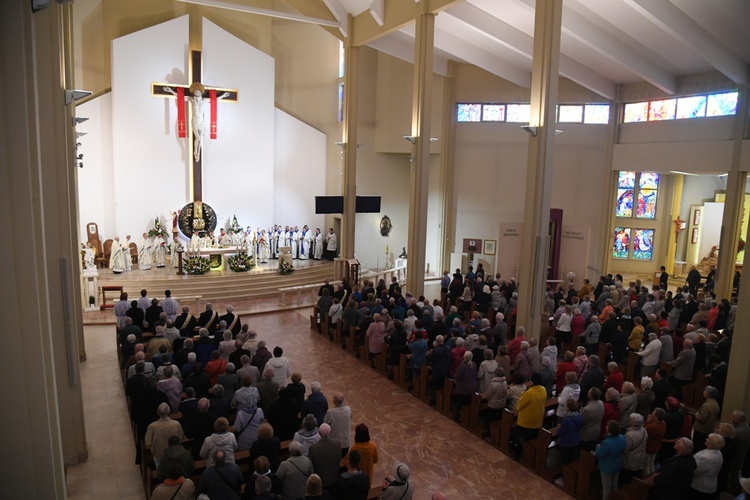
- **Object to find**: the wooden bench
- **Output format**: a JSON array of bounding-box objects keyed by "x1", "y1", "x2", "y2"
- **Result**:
[
  {"x1": 438, "y1": 378, "x2": 455, "y2": 419},
  {"x1": 563, "y1": 449, "x2": 596, "y2": 499},
  {"x1": 532, "y1": 426, "x2": 559, "y2": 480},
  {"x1": 396, "y1": 353, "x2": 409, "y2": 390},
  {"x1": 611, "y1": 477, "x2": 653, "y2": 499},
  {"x1": 626, "y1": 351, "x2": 638, "y2": 384},
  {"x1": 310, "y1": 305, "x2": 319, "y2": 331},
  {"x1": 333, "y1": 322, "x2": 342, "y2": 346}
]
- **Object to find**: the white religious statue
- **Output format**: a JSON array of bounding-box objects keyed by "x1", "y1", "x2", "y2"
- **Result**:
[
  {"x1": 313, "y1": 228, "x2": 323, "y2": 260},
  {"x1": 109, "y1": 236, "x2": 127, "y2": 273},
  {"x1": 258, "y1": 230, "x2": 270, "y2": 263},
  {"x1": 326, "y1": 228, "x2": 338, "y2": 259},
  {"x1": 190, "y1": 233, "x2": 201, "y2": 250},
  {"x1": 299, "y1": 225, "x2": 311, "y2": 260},
  {"x1": 291, "y1": 226, "x2": 300, "y2": 259},
  {"x1": 152, "y1": 234, "x2": 167, "y2": 268},
  {"x1": 138, "y1": 233, "x2": 153, "y2": 270},
  {"x1": 82, "y1": 243, "x2": 96, "y2": 270}
]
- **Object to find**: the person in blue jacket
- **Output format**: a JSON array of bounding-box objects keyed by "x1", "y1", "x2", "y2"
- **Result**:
[
  {"x1": 555, "y1": 399, "x2": 584, "y2": 486},
  {"x1": 595, "y1": 419, "x2": 627, "y2": 500}
]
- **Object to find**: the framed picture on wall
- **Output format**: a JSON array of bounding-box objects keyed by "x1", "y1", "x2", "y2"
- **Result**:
[
  {"x1": 483, "y1": 239, "x2": 497, "y2": 256},
  {"x1": 693, "y1": 209, "x2": 701, "y2": 226},
  {"x1": 692, "y1": 228, "x2": 699, "y2": 244}
]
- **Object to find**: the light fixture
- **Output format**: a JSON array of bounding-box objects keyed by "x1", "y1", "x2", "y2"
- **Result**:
[
  {"x1": 403, "y1": 135, "x2": 416, "y2": 144},
  {"x1": 429, "y1": 137, "x2": 439, "y2": 143},
  {"x1": 335, "y1": 141, "x2": 346, "y2": 149},
  {"x1": 669, "y1": 170, "x2": 700, "y2": 176},
  {"x1": 522, "y1": 125, "x2": 537, "y2": 136},
  {"x1": 72, "y1": 116, "x2": 89, "y2": 126},
  {"x1": 76, "y1": 132, "x2": 88, "y2": 138},
  {"x1": 65, "y1": 89, "x2": 93, "y2": 105}
]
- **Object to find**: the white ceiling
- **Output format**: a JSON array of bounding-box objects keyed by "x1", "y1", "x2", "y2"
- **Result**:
[{"x1": 332, "y1": 0, "x2": 750, "y2": 99}]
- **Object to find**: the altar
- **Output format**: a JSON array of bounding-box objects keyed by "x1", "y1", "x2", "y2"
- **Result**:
[{"x1": 193, "y1": 246, "x2": 245, "y2": 271}]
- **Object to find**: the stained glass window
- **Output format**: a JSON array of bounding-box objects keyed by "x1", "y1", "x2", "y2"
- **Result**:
[
  {"x1": 676, "y1": 96, "x2": 706, "y2": 119},
  {"x1": 639, "y1": 172, "x2": 659, "y2": 190},
  {"x1": 338, "y1": 83, "x2": 344, "y2": 122},
  {"x1": 584, "y1": 104, "x2": 610, "y2": 124},
  {"x1": 636, "y1": 173, "x2": 659, "y2": 218},
  {"x1": 616, "y1": 190, "x2": 634, "y2": 218},
  {"x1": 505, "y1": 104, "x2": 531, "y2": 123},
  {"x1": 613, "y1": 227, "x2": 631, "y2": 259},
  {"x1": 618, "y1": 171, "x2": 636, "y2": 188},
  {"x1": 648, "y1": 99, "x2": 676, "y2": 121},
  {"x1": 623, "y1": 102, "x2": 649, "y2": 123},
  {"x1": 632, "y1": 229, "x2": 655, "y2": 260},
  {"x1": 457, "y1": 103, "x2": 481, "y2": 122},
  {"x1": 706, "y1": 92, "x2": 738, "y2": 117},
  {"x1": 483, "y1": 104, "x2": 505, "y2": 122},
  {"x1": 558, "y1": 104, "x2": 583, "y2": 123}
]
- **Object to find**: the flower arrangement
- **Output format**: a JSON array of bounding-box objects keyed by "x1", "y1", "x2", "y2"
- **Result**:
[
  {"x1": 228, "y1": 251, "x2": 254, "y2": 272},
  {"x1": 228, "y1": 215, "x2": 242, "y2": 235},
  {"x1": 738, "y1": 238, "x2": 745, "y2": 255},
  {"x1": 148, "y1": 217, "x2": 168, "y2": 239},
  {"x1": 184, "y1": 253, "x2": 210, "y2": 275},
  {"x1": 279, "y1": 259, "x2": 295, "y2": 275}
]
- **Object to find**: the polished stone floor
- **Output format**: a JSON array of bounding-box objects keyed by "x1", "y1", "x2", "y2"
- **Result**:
[{"x1": 66, "y1": 308, "x2": 568, "y2": 500}]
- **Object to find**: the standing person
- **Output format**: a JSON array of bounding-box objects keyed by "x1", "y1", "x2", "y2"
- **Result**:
[
  {"x1": 114, "y1": 292, "x2": 130, "y2": 329},
  {"x1": 690, "y1": 433, "x2": 725, "y2": 499},
  {"x1": 324, "y1": 392, "x2": 352, "y2": 458},
  {"x1": 313, "y1": 228, "x2": 324, "y2": 260},
  {"x1": 348, "y1": 423, "x2": 379, "y2": 487},
  {"x1": 381, "y1": 463, "x2": 414, "y2": 500},
  {"x1": 451, "y1": 351, "x2": 478, "y2": 422},
  {"x1": 277, "y1": 441, "x2": 314, "y2": 500},
  {"x1": 649, "y1": 438, "x2": 697, "y2": 500},
  {"x1": 324, "y1": 228, "x2": 337, "y2": 260},
  {"x1": 687, "y1": 266, "x2": 702, "y2": 296},
  {"x1": 511, "y1": 373, "x2": 547, "y2": 459},
  {"x1": 555, "y1": 399, "x2": 583, "y2": 486},
  {"x1": 659, "y1": 266, "x2": 669, "y2": 290},
  {"x1": 596, "y1": 420, "x2": 627, "y2": 500}
]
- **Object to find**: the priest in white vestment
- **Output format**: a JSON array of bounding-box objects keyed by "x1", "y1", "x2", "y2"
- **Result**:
[
  {"x1": 138, "y1": 233, "x2": 153, "y2": 270},
  {"x1": 274, "y1": 227, "x2": 282, "y2": 259},
  {"x1": 325, "y1": 228, "x2": 338, "y2": 260},
  {"x1": 153, "y1": 235, "x2": 167, "y2": 267},
  {"x1": 123, "y1": 235, "x2": 133, "y2": 271},
  {"x1": 299, "y1": 225, "x2": 311, "y2": 260},
  {"x1": 313, "y1": 228, "x2": 323, "y2": 260},
  {"x1": 109, "y1": 237, "x2": 127, "y2": 273},
  {"x1": 190, "y1": 233, "x2": 201, "y2": 250},
  {"x1": 291, "y1": 226, "x2": 300, "y2": 259}
]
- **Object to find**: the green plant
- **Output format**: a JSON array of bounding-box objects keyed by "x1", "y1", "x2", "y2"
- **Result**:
[{"x1": 228, "y1": 251, "x2": 254, "y2": 272}]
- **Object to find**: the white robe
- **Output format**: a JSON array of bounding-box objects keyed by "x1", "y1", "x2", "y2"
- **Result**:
[
  {"x1": 299, "y1": 230, "x2": 311, "y2": 260},
  {"x1": 258, "y1": 235, "x2": 270, "y2": 262},
  {"x1": 326, "y1": 232, "x2": 338, "y2": 253},
  {"x1": 291, "y1": 230, "x2": 300, "y2": 258},
  {"x1": 138, "y1": 238, "x2": 152, "y2": 270},
  {"x1": 152, "y1": 236, "x2": 167, "y2": 267},
  {"x1": 190, "y1": 234, "x2": 200, "y2": 250},
  {"x1": 314, "y1": 233, "x2": 324, "y2": 259},
  {"x1": 109, "y1": 240, "x2": 127, "y2": 273}
]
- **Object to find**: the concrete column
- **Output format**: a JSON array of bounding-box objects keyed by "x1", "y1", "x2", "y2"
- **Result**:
[
  {"x1": 438, "y1": 61, "x2": 458, "y2": 274},
  {"x1": 715, "y1": 87, "x2": 749, "y2": 300},
  {"x1": 598, "y1": 100, "x2": 621, "y2": 277},
  {"x1": 516, "y1": 0, "x2": 563, "y2": 340},
  {"x1": 405, "y1": 10, "x2": 435, "y2": 298},
  {"x1": 0, "y1": 1, "x2": 87, "y2": 496},
  {"x1": 340, "y1": 28, "x2": 359, "y2": 260}
]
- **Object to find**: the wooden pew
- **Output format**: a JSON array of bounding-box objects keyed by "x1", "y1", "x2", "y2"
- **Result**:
[
  {"x1": 490, "y1": 417, "x2": 503, "y2": 447},
  {"x1": 333, "y1": 321, "x2": 342, "y2": 346},
  {"x1": 439, "y1": 378, "x2": 455, "y2": 419},
  {"x1": 563, "y1": 449, "x2": 596, "y2": 500},
  {"x1": 462, "y1": 393, "x2": 483, "y2": 433},
  {"x1": 375, "y1": 345, "x2": 388, "y2": 375},
  {"x1": 626, "y1": 351, "x2": 638, "y2": 384},
  {"x1": 611, "y1": 477, "x2": 653, "y2": 499},
  {"x1": 415, "y1": 366, "x2": 429, "y2": 401},
  {"x1": 533, "y1": 426, "x2": 559, "y2": 480},
  {"x1": 499, "y1": 408, "x2": 516, "y2": 454},
  {"x1": 396, "y1": 354, "x2": 409, "y2": 390},
  {"x1": 346, "y1": 327, "x2": 356, "y2": 356},
  {"x1": 598, "y1": 342, "x2": 610, "y2": 368},
  {"x1": 322, "y1": 313, "x2": 330, "y2": 337}
]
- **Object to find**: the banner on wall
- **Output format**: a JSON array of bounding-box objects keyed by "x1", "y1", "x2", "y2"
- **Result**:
[
  {"x1": 497, "y1": 223, "x2": 522, "y2": 282},
  {"x1": 559, "y1": 225, "x2": 590, "y2": 286}
]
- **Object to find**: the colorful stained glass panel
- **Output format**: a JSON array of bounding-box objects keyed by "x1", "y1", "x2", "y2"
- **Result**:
[
  {"x1": 618, "y1": 171, "x2": 636, "y2": 188},
  {"x1": 706, "y1": 92, "x2": 738, "y2": 116},
  {"x1": 676, "y1": 96, "x2": 706, "y2": 119},
  {"x1": 613, "y1": 227, "x2": 631, "y2": 259},
  {"x1": 616, "y1": 189, "x2": 634, "y2": 218},
  {"x1": 639, "y1": 172, "x2": 659, "y2": 190},
  {"x1": 648, "y1": 99, "x2": 676, "y2": 121},
  {"x1": 457, "y1": 103, "x2": 481, "y2": 122},
  {"x1": 623, "y1": 102, "x2": 649, "y2": 123},
  {"x1": 584, "y1": 104, "x2": 610, "y2": 124},
  {"x1": 558, "y1": 104, "x2": 583, "y2": 123},
  {"x1": 637, "y1": 189, "x2": 657, "y2": 218},
  {"x1": 505, "y1": 104, "x2": 531, "y2": 123},
  {"x1": 482, "y1": 104, "x2": 505, "y2": 122},
  {"x1": 632, "y1": 229, "x2": 655, "y2": 260}
]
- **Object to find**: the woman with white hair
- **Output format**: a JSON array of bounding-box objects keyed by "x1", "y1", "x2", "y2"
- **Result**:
[
  {"x1": 277, "y1": 440, "x2": 314, "y2": 500},
  {"x1": 618, "y1": 382, "x2": 638, "y2": 427},
  {"x1": 513, "y1": 341, "x2": 533, "y2": 380},
  {"x1": 636, "y1": 377, "x2": 655, "y2": 418},
  {"x1": 452, "y1": 350, "x2": 478, "y2": 422},
  {"x1": 477, "y1": 348, "x2": 498, "y2": 392},
  {"x1": 689, "y1": 433, "x2": 725, "y2": 499},
  {"x1": 381, "y1": 462, "x2": 414, "y2": 500},
  {"x1": 492, "y1": 311, "x2": 508, "y2": 347},
  {"x1": 621, "y1": 413, "x2": 648, "y2": 484}
]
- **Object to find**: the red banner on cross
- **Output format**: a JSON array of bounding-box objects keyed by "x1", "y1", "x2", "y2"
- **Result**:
[
  {"x1": 209, "y1": 89, "x2": 218, "y2": 139},
  {"x1": 176, "y1": 87, "x2": 186, "y2": 138}
]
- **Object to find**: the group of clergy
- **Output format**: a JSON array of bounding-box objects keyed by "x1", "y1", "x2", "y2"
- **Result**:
[{"x1": 109, "y1": 233, "x2": 169, "y2": 273}]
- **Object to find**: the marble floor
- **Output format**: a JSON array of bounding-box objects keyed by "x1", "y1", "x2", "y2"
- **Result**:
[{"x1": 66, "y1": 308, "x2": 569, "y2": 500}]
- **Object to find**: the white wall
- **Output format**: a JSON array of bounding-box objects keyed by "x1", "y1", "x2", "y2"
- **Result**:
[
  {"x1": 273, "y1": 109, "x2": 326, "y2": 229},
  {"x1": 201, "y1": 18, "x2": 275, "y2": 228},
  {"x1": 77, "y1": 93, "x2": 114, "y2": 239},
  {"x1": 111, "y1": 15, "x2": 189, "y2": 238}
]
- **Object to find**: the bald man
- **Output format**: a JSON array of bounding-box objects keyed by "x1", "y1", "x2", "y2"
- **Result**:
[{"x1": 307, "y1": 423, "x2": 341, "y2": 491}]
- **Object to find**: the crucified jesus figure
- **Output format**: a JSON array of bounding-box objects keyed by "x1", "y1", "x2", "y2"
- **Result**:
[{"x1": 163, "y1": 84, "x2": 228, "y2": 162}]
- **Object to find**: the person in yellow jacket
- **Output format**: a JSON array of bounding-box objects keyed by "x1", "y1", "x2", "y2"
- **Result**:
[
  {"x1": 628, "y1": 316, "x2": 645, "y2": 351},
  {"x1": 510, "y1": 372, "x2": 547, "y2": 459}
]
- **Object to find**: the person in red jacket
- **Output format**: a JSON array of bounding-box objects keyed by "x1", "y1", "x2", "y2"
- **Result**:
[
  {"x1": 555, "y1": 351, "x2": 577, "y2": 394},
  {"x1": 601, "y1": 387, "x2": 621, "y2": 439},
  {"x1": 507, "y1": 326, "x2": 527, "y2": 365},
  {"x1": 603, "y1": 361, "x2": 624, "y2": 394}
]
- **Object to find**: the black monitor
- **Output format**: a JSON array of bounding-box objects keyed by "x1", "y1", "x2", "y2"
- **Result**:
[
  {"x1": 355, "y1": 196, "x2": 381, "y2": 213},
  {"x1": 315, "y1": 196, "x2": 344, "y2": 214}
]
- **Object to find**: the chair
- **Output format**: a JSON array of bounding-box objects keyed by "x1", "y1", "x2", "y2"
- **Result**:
[
  {"x1": 129, "y1": 242, "x2": 138, "y2": 265},
  {"x1": 99, "y1": 239, "x2": 113, "y2": 268}
]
